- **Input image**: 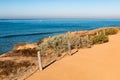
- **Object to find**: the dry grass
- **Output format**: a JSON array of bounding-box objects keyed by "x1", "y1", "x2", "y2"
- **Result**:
[
  {"x1": 0, "y1": 60, "x2": 33, "y2": 79},
  {"x1": 0, "y1": 43, "x2": 38, "y2": 79}
]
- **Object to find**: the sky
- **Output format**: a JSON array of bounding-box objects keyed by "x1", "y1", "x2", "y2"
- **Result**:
[{"x1": 0, "y1": 0, "x2": 120, "y2": 19}]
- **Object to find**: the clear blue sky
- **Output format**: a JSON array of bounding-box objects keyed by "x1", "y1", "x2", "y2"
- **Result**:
[{"x1": 0, "y1": 0, "x2": 120, "y2": 19}]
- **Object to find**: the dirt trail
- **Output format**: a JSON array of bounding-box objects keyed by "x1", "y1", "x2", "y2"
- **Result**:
[{"x1": 27, "y1": 33, "x2": 120, "y2": 80}]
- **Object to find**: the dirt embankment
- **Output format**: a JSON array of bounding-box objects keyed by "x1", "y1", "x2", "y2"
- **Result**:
[{"x1": 0, "y1": 43, "x2": 38, "y2": 79}]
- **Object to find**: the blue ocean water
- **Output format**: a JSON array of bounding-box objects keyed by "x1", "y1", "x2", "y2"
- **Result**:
[{"x1": 0, "y1": 19, "x2": 120, "y2": 54}]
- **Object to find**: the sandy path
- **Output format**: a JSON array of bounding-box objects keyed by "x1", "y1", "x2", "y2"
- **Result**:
[{"x1": 27, "y1": 33, "x2": 120, "y2": 80}]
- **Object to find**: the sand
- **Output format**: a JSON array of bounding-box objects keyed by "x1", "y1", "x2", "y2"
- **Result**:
[{"x1": 27, "y1": 32, "x2": 120, "y2": 80}]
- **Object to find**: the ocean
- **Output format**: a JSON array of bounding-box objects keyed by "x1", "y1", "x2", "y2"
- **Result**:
[{"x1": 0, "y1": 19, "x2": 120, "y2": 54}]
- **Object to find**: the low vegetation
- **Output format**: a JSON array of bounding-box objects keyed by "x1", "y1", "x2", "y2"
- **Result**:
[
  {"x1": 38, "y1": 27, "x2": 119, "y2": 56},
  {"x1": 38, "y1": 34, "x2": 92, "y2": 56},
  {"x1": 0, "y1": 43, "x2": 38, "y2": 79},
  {"x1": 13, "y1": 48, "x2": 37, "y2": 57},
  {"x1": 91, "y1": 34, "x2": 109, "y2": 44},
  {"x1": 5, "y1": 43, "x2": 38, "y2": 57},
  {"x1": 105, "y1": 28, "x2": 118, "y2": 35},
  {"x1": 0, "y1": 60, "x2": 33, "y2": 79}
]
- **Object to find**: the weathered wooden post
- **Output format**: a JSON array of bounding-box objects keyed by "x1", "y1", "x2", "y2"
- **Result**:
[
  {"x1": 86, "y1": 35, "x2": 89, "y2": 40},
  {"x1": 79, "y1": 36, "x2": 81, "y2": 48},
  {"x1": 103, "y1": 30, "x2": 106, "y2": 35},
  {"x1": 96, "y1": 32, "x2": 99, "y2": 35},
  {"x1": 37, "y1": 51, "x2": 43, "y2": 71},
  {"x1": 86, "y1": 34, "x2": 89, "y2": 47},
  {"x1": 68, "y1": 40, "x2": 72, "y2": 56}
]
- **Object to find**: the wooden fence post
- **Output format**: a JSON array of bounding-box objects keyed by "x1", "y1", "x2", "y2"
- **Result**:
[
  {"x1": 86, "y1": 35, "x2": 89, "y2": 40},
  {"x1": 79, "y1": 36, "x2": 81, "y2": 48},
  {"x1": 37, "y1": 51, "x2": 43, "y2": 71},
  {"x1": 96, "y1": 32, "x2": 99, "y2": 35},
  {"x1": 68, "y1": 40, "x2": 71, "y2": 56},
  {"x1": 86, "y1": 34, "x2": 89, "y2": 46},
  {"x1": 103, "y1": 30, "x2": 106, "y2": 35}
]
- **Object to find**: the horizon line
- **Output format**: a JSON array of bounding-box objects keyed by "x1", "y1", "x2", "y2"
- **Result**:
[{"x1": 1, "y1": 18, "x2": 120, "y2": 20}]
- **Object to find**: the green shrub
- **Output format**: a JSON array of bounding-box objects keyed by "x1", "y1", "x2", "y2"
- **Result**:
[
  {"x1": 38, "y1": 33, "x2": 93, "y2": 56},
  {"x1": 79, "y1": 36, "x2": 93, "y2": 48},
  {"x1": 68, "y1": 35, "x2": 81, "y2": 49},
  {"x1": 105, "y1": 28, "x2": 118, "y2": 35},
  {"x1": 91, "y1": 34, "x2": 109, "y2": 44},
  {"x1": 38, "y1": 28, "x2": 119, "y2": 55},
  {"x1": 38, "y1": 34, "x2": 68, "y2": 55}
]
